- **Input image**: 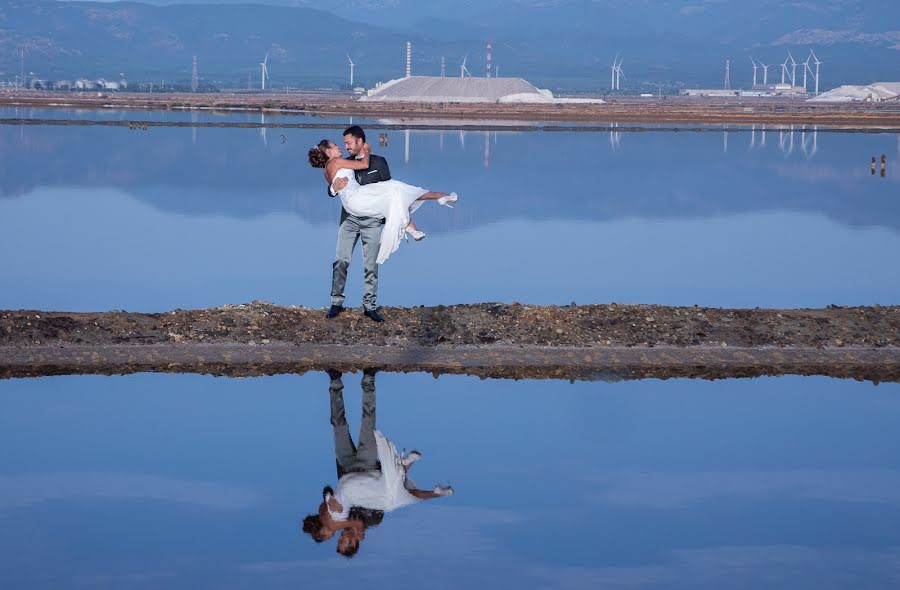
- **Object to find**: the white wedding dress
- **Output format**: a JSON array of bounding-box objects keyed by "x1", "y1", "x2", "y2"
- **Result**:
[
  {"x1": 331, "y1": 168, "x2": 428, "y2": 264},
  {"x1": 329, "y1": 431, "x2": 420, "y2": 516}
]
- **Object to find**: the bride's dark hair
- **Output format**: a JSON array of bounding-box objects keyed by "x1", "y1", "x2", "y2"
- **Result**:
[{"x1": 308, "y1": 139, "x2": 331, "y2": 168}]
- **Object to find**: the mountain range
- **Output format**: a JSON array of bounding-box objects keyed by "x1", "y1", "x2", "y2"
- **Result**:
[{"x1": 2, "y1": 0, "x2": 899, "y2": 90}]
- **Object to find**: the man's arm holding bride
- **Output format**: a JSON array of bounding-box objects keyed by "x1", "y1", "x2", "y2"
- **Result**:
[
  {"x1": 327, "y1": 144, "x2": 375, "y2": 196},
  {"x1": 327, "y1": 153, "x2": 391, "y2": 196}
]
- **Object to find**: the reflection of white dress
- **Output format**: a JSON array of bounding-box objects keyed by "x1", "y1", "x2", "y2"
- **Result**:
[
  {"x1": 331, "y1": 168, "x2": 428, "y2": 264},
  {"x1": 332, "y1": 431, "x2": 420, "y2": 515}
]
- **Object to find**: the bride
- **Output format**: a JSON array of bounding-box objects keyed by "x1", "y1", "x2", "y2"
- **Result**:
[{"x1": 309, "y1": 139, "x2": 457, "y2": 265}]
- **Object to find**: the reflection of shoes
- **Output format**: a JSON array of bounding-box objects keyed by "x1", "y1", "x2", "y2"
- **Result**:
[
  {"x1": 364, "y1": 309, "x2": 385, "y2": 323},
  {"x1": 432, "y1": 485, "x2": 453, "y2": 496},
  {"x1": 437, "y1": 192, "x2": 458, "y2": 208},
  {"x1": 325, "y1": 305, "x2": 344, "y2": 319},
  {"x1": 405, "y1": 227, "x2": 425, "y2": 241},
  {"x1": 402, "y1": 450, "x2": 422, "y2": 468},
  {"x1": 322, "y1": 485, "x2": 334, "y2": 501},
  {"x1": 326, "y1": 369, "x2": 342, "y2": 381}
]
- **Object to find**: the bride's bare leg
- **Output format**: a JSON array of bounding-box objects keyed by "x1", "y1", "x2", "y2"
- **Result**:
[{"x1": 415, "y1": 191, "x2": 449, "y2": 201}]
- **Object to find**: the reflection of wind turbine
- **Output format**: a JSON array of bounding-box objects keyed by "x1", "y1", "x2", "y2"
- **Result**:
[
  {"x1": 779, "y1": 125, "x2": 795, "y2": 156},
  {"x1": 609, "y1": 122, "x2": 620, "y2": 150},
  {"x1": 404, "y1": 128, "x2": 410, "y2": 164},
  {"x1": 801, "y1": 126, "x2": 818, "y2": 159},
  {"x1": 459, "y1": 129, "x2": 466, "y2": 149},
  {"x1": 346, "y1": 54, "x2": 355, "y2": 87},
  {"x1": 260, "y1": 52, "x2": 270, "y2": 90},
  {"x1": 460, "y1": 54, "x2": 471, "y2": 78},
  {"x1": 260, "y1": 111, "x2": 267, "y2": 147}
]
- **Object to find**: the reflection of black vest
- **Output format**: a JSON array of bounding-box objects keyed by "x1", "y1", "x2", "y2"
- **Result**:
[
  {"x1": 349, "y1": 506, "x2": 385, "y2": 528},
  {"x1": 336, "y1": 460, "x2": 382, "y2": 480}
]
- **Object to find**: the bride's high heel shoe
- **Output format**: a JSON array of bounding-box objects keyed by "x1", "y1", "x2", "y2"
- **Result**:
[
  {"x1": 405, "y1": 227, "x2": 425, "y2": 242},
  {"x1": 437, "y1": 192, "x2": 458, "y2": 208}
]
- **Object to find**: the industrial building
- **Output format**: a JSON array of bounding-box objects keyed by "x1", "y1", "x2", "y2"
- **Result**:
[
  {"x1": 809, "y1": 83, "x2": 900, "y2": 102},
  {"x1": 681, "y1": 84, "x2": 807, "y2": 98},
  {"x1": 361, "y1": 76, "x2": 603, "y2": 104}
]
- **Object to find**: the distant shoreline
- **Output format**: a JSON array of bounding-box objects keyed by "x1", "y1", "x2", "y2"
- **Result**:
[{"x1": 3, "y1": 90, "x2": 900, "y2": 128}]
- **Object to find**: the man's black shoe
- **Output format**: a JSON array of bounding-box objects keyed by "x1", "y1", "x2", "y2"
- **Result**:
[
  {"x1": 325, "y1": 304, "x2": 344, "y2": 319},
  {"x1": 363, "y1": 308, "x2": 385, "y2": 323}
]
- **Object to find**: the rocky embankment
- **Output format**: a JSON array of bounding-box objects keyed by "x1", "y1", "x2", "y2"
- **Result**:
[{"x1": 1, "y1": 302, "x2": 899, "y2": 382}]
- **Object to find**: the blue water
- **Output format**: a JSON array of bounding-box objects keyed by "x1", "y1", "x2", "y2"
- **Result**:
[
  {"x1": 1, "y1": 115, "x2": 898, "y2": 312},
  {"x1": 1, "y1": 372, "x2": 899, "y2": 589},
  {"x1": 2, "y1": 112, "x2": 900, "y2": 588}
]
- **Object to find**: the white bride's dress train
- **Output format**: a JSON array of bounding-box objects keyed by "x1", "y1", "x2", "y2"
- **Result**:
[{"x1": 331, "y1": 168, "x2": 429, "y2": 264}]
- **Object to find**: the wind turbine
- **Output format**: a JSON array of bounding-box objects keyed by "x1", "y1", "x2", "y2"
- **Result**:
[
  {"x1": 346, "y1": 54, "x2": 355, "y2": 87},
  {"x1": 760, "y1": 60, "x2": 769, "y2": 85},
  {"x1": 789, "y1": 51, "x2": 797, "y2": 86},
  {"x1": 810, "y1": 50, "x2": 822, "y2": 95},
  {"x1": 750, "y1": 57, "x2": 758, "y2": 86},
  {"x1": 802, "y1": 53, "x2": 811, "y2": 91},
  {"x1": 611, "y1": 53, "x2": 619, "y2": 90},
  {"x1": 610, "y1": 54, "x2": 625, "y2": 91},
  {"x1": 780, "y1": 54, "x2": 788, "y2": 84},
  {"x1": 260, "y1": 52, "x2": 270, "y2": 91},
  {"x1": 460, "y1": 54, "x2": 471, "y2": 78}
]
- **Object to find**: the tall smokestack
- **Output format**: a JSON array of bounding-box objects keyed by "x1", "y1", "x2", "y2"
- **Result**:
[
  {"x1": 486, "y1": 41, "x2": 492, "y2": 78},
  {"x1": 406, "y1": 41, "x2": 411, "y2": 78}
]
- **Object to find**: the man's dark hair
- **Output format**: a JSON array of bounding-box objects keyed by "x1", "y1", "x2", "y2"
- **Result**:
[
  {"x1": 338, "y1": 540, "x2": 360, "y2": 558},
  {"x1": 301, "y1": 514, "x2": 327, "y2": 543},
  {"x1": 343, "y1": 125, "x2": 365, "y2": 143}
]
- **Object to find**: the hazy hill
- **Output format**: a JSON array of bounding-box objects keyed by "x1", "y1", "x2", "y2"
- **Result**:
[{"x1": 2, "y1": 0, "x2": 898, "y2": 90}]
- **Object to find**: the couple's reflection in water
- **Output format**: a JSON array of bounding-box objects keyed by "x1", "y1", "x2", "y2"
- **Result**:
[{"x1": 302, "y1": 369, "x2": 453, "y2": 557}]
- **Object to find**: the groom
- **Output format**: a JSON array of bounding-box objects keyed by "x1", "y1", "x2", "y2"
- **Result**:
[{"x1": 326, "y1": 125, "x2": 390, "y2": 323}]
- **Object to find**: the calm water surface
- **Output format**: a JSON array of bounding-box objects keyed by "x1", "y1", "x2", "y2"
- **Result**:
[
  {"x1": 1, "y1": 112, "x2": 898, "y2": 311},
  {"x1": 1, "y1": 373, "x2": 899, "y2": 589},
  {"x1": 2, "y1": 112, "x2": 900, "y2": 588}
]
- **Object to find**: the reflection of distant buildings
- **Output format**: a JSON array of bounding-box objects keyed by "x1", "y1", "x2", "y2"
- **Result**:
[
  {"x1": 395, "y1": 128, "x2": 498, "y2": 168},
  {"x1": 748, "y1": 124, "x2": 819, "y2": 160}
]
